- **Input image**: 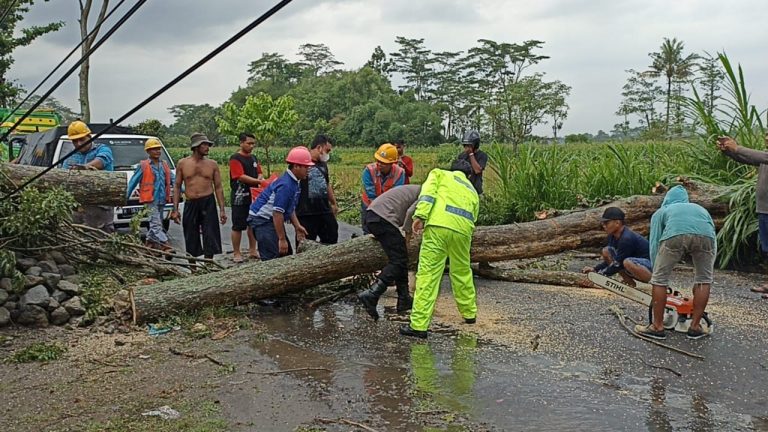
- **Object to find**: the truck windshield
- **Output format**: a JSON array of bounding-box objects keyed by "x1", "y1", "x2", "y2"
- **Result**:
[{"x1": 60, "y1": 138, "x2": 172, "y2": 170}]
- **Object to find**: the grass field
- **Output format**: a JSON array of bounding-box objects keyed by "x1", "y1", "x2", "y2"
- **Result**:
[{"x1": 168, "y1": 140, "x2": 707, "y2": 226}]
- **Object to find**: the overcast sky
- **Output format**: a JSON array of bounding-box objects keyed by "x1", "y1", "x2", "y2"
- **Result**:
[{"x1": 12, "y1": 0, "x2": 768, "y2": 137}]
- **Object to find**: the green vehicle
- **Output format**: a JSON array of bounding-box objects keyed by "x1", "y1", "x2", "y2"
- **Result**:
[{"x1": 0, "y1": 108, "x2": 64, "y2": 160}]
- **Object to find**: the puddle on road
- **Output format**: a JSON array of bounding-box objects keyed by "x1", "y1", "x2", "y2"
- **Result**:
[{"x1": 219, "y1": 301, "x2": 767, "y2": 431}]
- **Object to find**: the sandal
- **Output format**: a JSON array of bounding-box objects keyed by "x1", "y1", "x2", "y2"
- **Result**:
[
  {"x1": 233, "y1": 256, "x2": 244, "y2": 264},
  {"x1": 750, "y1": 286, "x2": 768, "y2": 294},
  {"x1": 634, "y1": 324, "x2": 666, "y2": 340},
  {"x1": 686, "y1": 326, "x2": 710, "y2": 340}
]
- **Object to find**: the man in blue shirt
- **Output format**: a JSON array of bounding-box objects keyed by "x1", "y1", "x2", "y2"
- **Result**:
[
  {"x1": 126, "y1": 138, "x2": 175, "y2": 252},
  {"x1": 61, "y1": 121, "x2": 115, "y2": 233},
  {"x1": 247, "y1": 147, "x2": 311, "y2": 261},
  {"x1": 582, "y1": 207, "x2": 652, "y2": 287}
]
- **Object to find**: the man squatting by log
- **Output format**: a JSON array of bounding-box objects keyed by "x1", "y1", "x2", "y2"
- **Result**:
[
  {"x1": 171, "y1": 133, "x2": 227, "y2": 260},
  {"x1": 400, "y1": 160, "x2": 480, "y2": 339},
  {"x1": 717, "y1": 134, "x2": 768, "y2": 299},
  {"x1": 247, "y1": 147, "x2": 311, "y2": 260},
  {"x1": 357, "y1": 184, "x2": 421, "y2": 320},
  {"x1": 581, "y1": 206, "x2": 652, "y2": 286},
  {"x1": 61, "y1": 120, "x2": 115, "y2": 233},
  {"x1": 126, "y1": 138, "x2": 175, "y2": 253},
  {"x1": 636, "y1": 185, "x2": 717, "y2": 340},
  {"x1": 229, "y1": 132, "x2": 264, "y2": 263}
]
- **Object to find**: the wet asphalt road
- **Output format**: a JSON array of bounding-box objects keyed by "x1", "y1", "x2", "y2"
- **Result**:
[
  {"x1": 216, "y1": 265, "x2": 768, "y2": 431},
  {"x1": 164, "y1": 207, "x2": 363, "y2": 259},
  {"x1": 147, "y1": 209, "x2": 768, "y2": 430}
]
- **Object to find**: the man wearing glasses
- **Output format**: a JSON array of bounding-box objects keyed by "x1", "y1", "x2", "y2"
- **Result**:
[{"x1": 582, "y1": 207, "x2": 652, "y2": 287}]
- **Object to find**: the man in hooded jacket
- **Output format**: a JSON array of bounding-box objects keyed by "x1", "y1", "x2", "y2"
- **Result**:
[{"x1": 637, "y1": 185, "x2": 716, "y2": 340}]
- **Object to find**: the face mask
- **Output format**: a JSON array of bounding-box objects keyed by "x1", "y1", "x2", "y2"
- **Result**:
[{"x1": 320, "y1": 152, "x2": 330, "y2": 162}]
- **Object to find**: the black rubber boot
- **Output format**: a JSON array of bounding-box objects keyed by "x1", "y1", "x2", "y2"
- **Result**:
[
  {"x1": 357, "y1": 279, "x2": 388, "y2": 320},
  {"x1": 399, "y1": 324, "x2": 428, "y2": 339},
  {"x1": 395, "y1": 283, "x2": 413, "y2": 314}
]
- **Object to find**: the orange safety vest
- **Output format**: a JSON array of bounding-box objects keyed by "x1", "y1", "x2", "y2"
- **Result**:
[
  {"x1": 361, "y1": 162, "x2": 404, "y2": 206},
  {"x1": 138, "y1": 159, "x2": 171, "y2": 204}
]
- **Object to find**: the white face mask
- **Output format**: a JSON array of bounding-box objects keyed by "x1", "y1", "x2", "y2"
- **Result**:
[{"x1": 320, "y1": 152, "x2": 330, "y2": 162}]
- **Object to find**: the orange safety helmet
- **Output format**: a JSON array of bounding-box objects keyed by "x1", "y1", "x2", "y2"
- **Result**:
[
  {"x1": 374, "y1": 143, "x2": 398, "y2": 164},
  {"x1": 285, "y1": 146, "x2": 315, "y2": 166}
]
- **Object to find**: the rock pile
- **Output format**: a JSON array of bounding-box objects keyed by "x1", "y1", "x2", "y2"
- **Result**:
[{"x1": 0, "y1": 252, "x2": 88, "y2": 328}]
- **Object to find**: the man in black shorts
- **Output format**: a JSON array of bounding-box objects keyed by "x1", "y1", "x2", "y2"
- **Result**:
[
  {"x1": 171, "y1": 133, "x2": 227, "y2": 259},
  {"x1": 229, "y1": 133, "x2": 263, "y2": 262}
]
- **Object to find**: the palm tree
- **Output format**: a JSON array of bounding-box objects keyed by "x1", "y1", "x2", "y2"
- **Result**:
[{"x1": 647, "y1": 37, "x2": 699, "y2": 134}]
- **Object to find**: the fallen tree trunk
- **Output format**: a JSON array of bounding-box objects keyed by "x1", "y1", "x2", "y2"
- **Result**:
[
  {"x1": 127, "y1": 190, "x2": 729, "y2": 322},
  {"x1": 473, "y1": 265, "x2": 593, "y2": 288},
  {"x1": 0, "y1": 163, "x2": 127, "y2": 206},
  {"x1": 470, "y1": 193, "x2": 728, "y2": 261}
]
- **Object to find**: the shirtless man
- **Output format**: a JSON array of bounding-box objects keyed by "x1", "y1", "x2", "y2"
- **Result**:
[{"x1": 171, "y1": 133, "x2": 227, "y2": 259}]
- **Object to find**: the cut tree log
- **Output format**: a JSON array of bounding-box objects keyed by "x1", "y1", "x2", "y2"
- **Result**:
[
  {"x1": 470, "y1": 193, "x2": 727, "y2": 262},
  {"x1": 473, "y1": 265, "x2": 593, "y2": 288},
  {"x1": 126, "y1": 190, "x2": 729, "y2": 323},
  {"x1": 0, "y1": 162, "x2": 127, "y2": 206}
]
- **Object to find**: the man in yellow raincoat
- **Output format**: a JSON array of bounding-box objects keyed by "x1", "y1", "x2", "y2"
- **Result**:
[{"x1": 400, "y1": 160, "x2": 480, "y2": 338}]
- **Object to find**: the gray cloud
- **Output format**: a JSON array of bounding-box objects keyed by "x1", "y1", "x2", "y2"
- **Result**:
[{"x1": 10, "y1": 0, "x2": 768, "y2": 135}]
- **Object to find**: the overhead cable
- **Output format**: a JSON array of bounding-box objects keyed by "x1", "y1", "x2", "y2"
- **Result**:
[
  {"x1": 1, "y1": 0, "x2": 128, "y2": 126},
  {"x1": 0, "y1": 0, "x2": 21, "y2": 29},
  {"x1": 1, "y1": 0, "x2": 295, "y2": 200},
  {"x1": 0, "y1": 0, "x2": 147, "y2": 145}
]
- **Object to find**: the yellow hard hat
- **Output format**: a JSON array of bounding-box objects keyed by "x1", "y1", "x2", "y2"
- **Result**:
[
  {"x1": 67, "y1": 120, "x2": 91, "y2": 140},
  {"x1": 144, "y1": 138, "x2": 162, "y2": 151},
  {"x1": 374, "y1": 143, "x2": 398, "y2": 164}
]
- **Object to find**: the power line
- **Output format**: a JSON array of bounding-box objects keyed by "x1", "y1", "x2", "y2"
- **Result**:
[
  {"x1": 1, "y1": 0, "x2": 128, "y2": 126},
  {"x1": 0, "y1": 0, "x2": 147, "y2": 145},
  {"x1": 0, "y1": 0, "x2": 21, "y2": 29},
  {"x1": 1, "y1": 0, "x2": 295, "y2": 201}
]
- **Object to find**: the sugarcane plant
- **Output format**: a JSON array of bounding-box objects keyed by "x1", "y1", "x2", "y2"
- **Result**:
[{"x1": 684, "y1": 52, "x2": 766, "y2": 267}]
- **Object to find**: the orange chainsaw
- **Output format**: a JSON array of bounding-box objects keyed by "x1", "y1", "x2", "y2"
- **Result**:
[{"x1": 588, "y1": 272, "x2": 713, "y2": 334}]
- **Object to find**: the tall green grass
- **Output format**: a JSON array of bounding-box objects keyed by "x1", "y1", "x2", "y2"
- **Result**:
[
  {"x1": 480, "y1": 141, "x2": 691, "y2": 225},
  {"x1": 684, "y1": 53, "x2": 766, "y2": 268}
]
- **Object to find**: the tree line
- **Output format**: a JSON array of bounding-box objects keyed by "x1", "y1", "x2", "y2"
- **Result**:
[
  {"x1": 613, "y1": 37, "x2": 725, "y2": 140},
  {"x1": 144, "y1": 38, "x2": 571, "y2": 148},
  {"x1": 0, "y1": 2, "x2": 727, "y2": 148}
]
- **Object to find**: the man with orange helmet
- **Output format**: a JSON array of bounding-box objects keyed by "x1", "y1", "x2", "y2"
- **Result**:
[
  {"x1": 360, "y1": 143, "x2": 405, "y2": 233},
  {"x1": 127, "y1": 138, "x2": 175, "y2": 252},
  {"x1": 247, "y1": 146, "x2": 312, "y2": 261}
]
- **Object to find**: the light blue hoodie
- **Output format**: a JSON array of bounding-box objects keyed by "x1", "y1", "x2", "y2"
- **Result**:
[{"x1": 649, "y1": 185, "x2": 716, "y2": 265}]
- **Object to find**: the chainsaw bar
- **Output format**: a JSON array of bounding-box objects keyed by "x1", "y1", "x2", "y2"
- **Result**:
[{"x1": 587, "y1": 272, "x2": 651, "y2": 306}]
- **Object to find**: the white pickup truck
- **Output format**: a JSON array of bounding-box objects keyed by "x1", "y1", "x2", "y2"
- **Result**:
[{"x1": 14, "y1": 126, "x2": 178, "y2": 231}]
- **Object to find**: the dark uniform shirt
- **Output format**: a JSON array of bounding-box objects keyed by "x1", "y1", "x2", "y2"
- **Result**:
[
  {"x1": 297, "y1": 161, "x2": 331, "y2": 216},
  {"x1": 456, "y1": 150, "x2": 488, "y2": 194}
]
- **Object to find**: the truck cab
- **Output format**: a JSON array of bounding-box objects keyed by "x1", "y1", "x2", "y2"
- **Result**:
[
  {"x1": 53, "y1": 134, "x2": 177, "y2": 230},
  {"x1": 13, "y1": 125, "x2": 178, "y2": 231}
]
